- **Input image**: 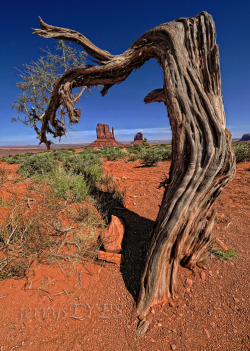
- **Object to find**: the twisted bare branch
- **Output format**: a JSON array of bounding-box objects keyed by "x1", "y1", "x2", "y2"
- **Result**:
[{"x1": 33, "y1": 12, "x2": 236, "y2": 321}]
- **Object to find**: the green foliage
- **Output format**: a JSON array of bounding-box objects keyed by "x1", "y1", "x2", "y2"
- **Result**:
[
  {"x1": 19, "y1": 154, "x2": 58, "y2": 178},
  {"x1": 140, "y1": 148, "x2": 163, "y2": 166},
  {"x1": 64, "y1": 152, "x2": 102, "y2": 187},
  {"x1": 233, "y1": 141, "x2": 250, "y2": 162},
  {"x1": 51, "y1": 168, "x2": 89, "y2": 203},
  {"x1": 12, "y1": 40, "x2": 88, "y2": 147},
  {"x1": 99, "y1": 147, "x2": 127, "y2": 161},
  {"x1": 132, "y1": 144, "x2": 143, "y2": 152},
  {"x1": 153, "y1": 144, "x2": 172, "y2": 160},
  {"x1": 2, "y1": 153, "x2": 34, "y2": 164},
  {"x1": 126, "y1": 143, "x2": 172, "y2": 162},
  {"x1": 51, "y1": 149, "x2": 75, "y2": 162},
  {"x1": 142, "y1": 137, "x2": 149, "y2": 147},
  {"x1": 128, "y1": 154, "x2": 138, "y2": 162},
  {"x1": 212, "y1": 248, "x2": 237, "y2": 260}
]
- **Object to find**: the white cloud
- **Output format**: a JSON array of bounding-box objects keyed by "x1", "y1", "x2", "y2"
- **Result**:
[
  {"x1": 115, "y1": 127, "x2": 171, "y2": 136},
  {"x1": 0, "y1": 127, "x2": 172, "y2": 146}
]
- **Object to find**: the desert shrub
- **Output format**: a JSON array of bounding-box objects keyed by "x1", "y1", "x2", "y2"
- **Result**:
[
  {"x1": 51, "y1": 149, "x2": 74, "y2": 162},
  {"x1": 99, "y1": 174, "x2": 126, "y2": 205},
  {"x1": 212, "y1": 248, "x2": 237, "y2": 260},
  {"x1": 140, "y1": 148, "x2": 163, "y2": 166},
  {"x1": 126, "y1": 146, "x2": 134, "y2": 153},
  {"x1": 154, "y1": 144, "x2": 172, "y2": 160},
  {"x1": 51, "y1": 169, "x2": 89, "y2": 203},
  {"x1": 132, "y1": 144, "x2": 143, "y2": 152},
  {"x1": 99, "y1": 147, "x2": 126, "y2": 161},
  {"x1": 233, "y1": 141, "x2": 250, "y2": 162},
  {"x1": 128, "y1": 153, "x2": 138, "y2": 162},
  {"x1": 0, "y1": 200, "x2": 56, "y2": 279},
  {"x1": 81, "y1": 147, "x2": 96, "y2": 153},
  {"x1": 2, "y1": 153, "x2": 34, "y2": 164},
  {"x1": 64, "y1": 152, "x2": 102, "y2": 187},
  {"x1": 0, "y1": 185, "x2": 104, "y2": 279},
  {"x1": 19, "y1": 154, "x2": 58, "y2": 178},
  {"x1": 0, "y1": 166, "x2": 7, "y2": 183},
  {"x1": 142, "y1": 137, "x2": 149, "y2": 147}
]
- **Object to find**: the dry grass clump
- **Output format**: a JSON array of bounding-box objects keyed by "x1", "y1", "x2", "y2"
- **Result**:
[
  {"x1": 0, "y1": 149, "x2": 126, "y2": 280},
  {"x1": 0, "y1": 185, "x2": 104, "y2": 280}
]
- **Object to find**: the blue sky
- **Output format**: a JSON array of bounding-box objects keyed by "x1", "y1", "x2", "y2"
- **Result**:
[{"x1": 0, "y1": 0, "x2": 249, "y2": 146}]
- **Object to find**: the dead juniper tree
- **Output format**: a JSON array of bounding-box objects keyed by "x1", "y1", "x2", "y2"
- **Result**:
[{"x1": 33, "y1": 11, "x2": 236, "y2": 319}]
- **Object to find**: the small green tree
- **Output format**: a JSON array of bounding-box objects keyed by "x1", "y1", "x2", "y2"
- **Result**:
[
  {"x1": 12, "y1": 41, "x2": 89, "y2": 149},
  {"x1": 142, "y1": 137, "x2": 148, "y2": 147}
]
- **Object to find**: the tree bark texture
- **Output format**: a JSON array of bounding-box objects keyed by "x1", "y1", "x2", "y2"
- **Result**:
[{"x1": 33, "y1": 11, "x2": 236, "y2": 318}]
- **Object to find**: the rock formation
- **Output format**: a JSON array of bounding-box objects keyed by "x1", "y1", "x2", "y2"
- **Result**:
[
  {"x1": 96, "y1": 123, "x2": 115, "y2": 139},
  {"x1": 89, "y1": 123, "x2": 123, "y2": 147},
  {"x1": 240, "y1": 134, "x2": 250, "y2": 141},
  {"x1": 130, "y1": 132, "x2": 143, "y2": 145},
  {"x1": 98, "y1": 215, "x2": 125, "y2": 264},
  {"x1": 100, "y1": 215, "x2": 124, "y2": 253}
]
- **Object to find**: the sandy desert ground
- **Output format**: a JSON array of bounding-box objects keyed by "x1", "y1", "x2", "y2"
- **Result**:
[{"x1": 0, "y1": 147, "x2": 249, "y2": 351}]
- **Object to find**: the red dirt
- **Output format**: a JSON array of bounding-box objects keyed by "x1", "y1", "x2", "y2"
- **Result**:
[{"x1": 0, "y1": 157, "x2": 249, "y2": 350}]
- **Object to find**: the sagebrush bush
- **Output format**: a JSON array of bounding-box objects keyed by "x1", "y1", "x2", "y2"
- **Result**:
[
  {"x1": 2, "y1": 153, "x2": 34, "y2": 164},
  {"x1": 128, "y1": 153, "x2": 138, "y2": 162},
  {"x1": 132, "y1": 144, "x2": 143, "y2": 151},
  {"x1": 154, "y1": 144, "x2": 172, "y2": 160},
  {"x1": 64, "y1": 152, "x2": 103, "y2": 187},
  {"x1": 233, "y1": 141, "x2": 250, "y2": 163},
  {"x1": 140, "y1": 148, "x2": 163, "y2": 166},
  {"x1": 99, "y1": 147, "x2": 126, "y2": 161},
  {"x1": 19, "y1": 154, "x2": 58, "y2": 178},
  {"x1": 51, "y1": 169, "x2": 89, "y2": 202},
  {"x1": 51, "y1": 149, "x2": 75, "y2": 162}
]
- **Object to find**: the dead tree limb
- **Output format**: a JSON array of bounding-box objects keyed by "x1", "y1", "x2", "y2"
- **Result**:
[{"x1": 33, "y1": 11, "x2": 236, "y2": 319}]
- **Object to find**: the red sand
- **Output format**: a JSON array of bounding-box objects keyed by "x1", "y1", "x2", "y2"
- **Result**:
[{"x1": 0, "y1": 157, "x2": 249, "y2": 350}]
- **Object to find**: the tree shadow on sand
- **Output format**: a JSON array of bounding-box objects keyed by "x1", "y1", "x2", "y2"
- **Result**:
[{"x1": 92, "y1": 188, "x2": 154, "y2": 300}]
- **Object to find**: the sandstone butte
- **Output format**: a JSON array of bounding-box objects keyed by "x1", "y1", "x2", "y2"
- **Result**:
[
  {"x1": 130, "y1": 132, "x2": 143, "y2": 145},
  {"x1": 88, "y1": 123, "x2": 123, "y2": 147}
]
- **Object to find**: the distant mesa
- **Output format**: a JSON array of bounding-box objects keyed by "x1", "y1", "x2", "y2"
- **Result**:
[
  {"x1": 130, "y1": 132, "x2": 143, "y2": 145},
  {"x1": 88, "y1": 123, "x2": 123, "y2": 147},
  {"x1": 240, "y1": 134, "x2": 250, "y2": 141}
]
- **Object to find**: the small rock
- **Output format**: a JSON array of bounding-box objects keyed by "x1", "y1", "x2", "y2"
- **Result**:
[
  {"x1": 201, "y1": 272, "x2": 206, "y2": 281},
  {"x1": 185, "y1": 278, "x2": 193, "y2": 287},
  {"x1": 158, "y1": 323, "x2": 162, "y2": 327},
  {"x1": 100, "y1": 215, "x2": 125, "y2": 253},
  {"x1": 98, "y1": 250, "x2": 124, "y2": 264},
  {"x1": 204, "y1": 329, "x2": 210, "y2": 338},
  {"x1": 170, "y1": 344, "x2": 177, "y2": 350}
]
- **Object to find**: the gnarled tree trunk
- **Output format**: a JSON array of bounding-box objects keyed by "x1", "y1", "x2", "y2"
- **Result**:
[{"x1": 33, "y1": 11, "x2": 236, "y2": 319}]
